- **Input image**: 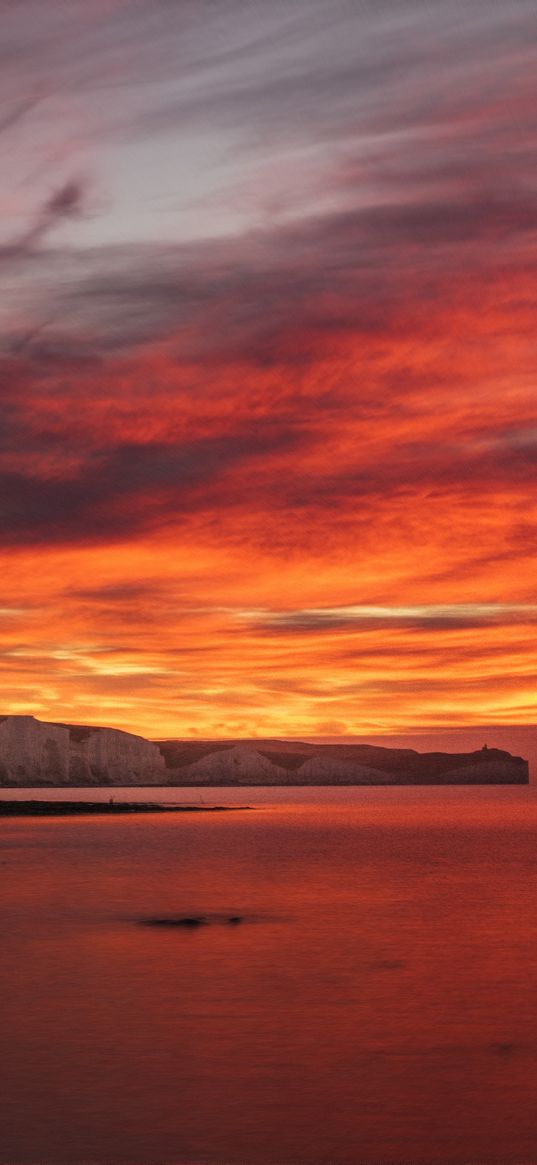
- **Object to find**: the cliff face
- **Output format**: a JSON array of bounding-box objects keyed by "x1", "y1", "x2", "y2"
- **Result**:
[
  {"x1": 0, "y1": 715, "x2": 166, "y2": 786},
  {"x1": 159, "y1": 739, "x2": 529, "y2": 786},
  {"x1": 0, "y1": 716, "x2": 529, "y2": 785},
  {"x1": 182, "y1": 744, "x2": 287, "y2": 784},
  {"x1": 295, "y1": 755, "x2": 394, "y2": 784}
]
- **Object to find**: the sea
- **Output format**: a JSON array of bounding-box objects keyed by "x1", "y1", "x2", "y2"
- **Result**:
[{"x1": 1, "y1": 784, "x2": 537, "y2": 1165}]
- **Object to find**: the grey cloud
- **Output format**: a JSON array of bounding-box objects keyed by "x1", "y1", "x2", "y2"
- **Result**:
[
  {"x1": 0, "y1": 93, "x2": 43, "y2": 136},
  {"x1": 0, "y1": 422, "x2": 304, "y2": 547},
  {"x1": 70, "y1": 582, "x2": 168, "y2": 605},
  {"x1": 2, "y1": 1, "x2": 536, "y2": 174},
  {"x1": 4, "y1": 173, "x2": 536, "y2": 362},
  {"x1": 248, "y1": 604, "x2": 537, "y2": 635},
  {"x1": 1, "y1": 2, "x2": 536, "y2": 357},
  {"x1": 130, "y1": 2, "x2": 537, "y2": 148},
  {"x1": 1, "y1": 179, "x2": 86, "y2": 261}
]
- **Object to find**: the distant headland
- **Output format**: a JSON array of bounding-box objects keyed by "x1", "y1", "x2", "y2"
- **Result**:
[{"x1": 0, "y1": 715, "x2": 529, "y2": 786}]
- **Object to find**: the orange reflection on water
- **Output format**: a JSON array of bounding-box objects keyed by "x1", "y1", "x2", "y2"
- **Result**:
[{"x1": 2, "y1": 792, "x2": 537, "y2": 1164}]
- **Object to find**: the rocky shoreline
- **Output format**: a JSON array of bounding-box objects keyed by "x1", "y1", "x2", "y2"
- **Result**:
[{"x1": 0, "y1": 801, "x2": 248, "y2": 817}]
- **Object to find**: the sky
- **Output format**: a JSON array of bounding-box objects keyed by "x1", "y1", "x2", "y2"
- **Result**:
[{"x1": 0, "y1": 0, "x2": 536, "y2": 742}]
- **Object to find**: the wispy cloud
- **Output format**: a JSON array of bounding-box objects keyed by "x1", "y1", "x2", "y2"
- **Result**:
[
  {"x1": 240, "y1": 605, "x2": 537, "y2": 633},
  {"x1": 1, "y1": 179, "x2": 86, "y2": 260}
]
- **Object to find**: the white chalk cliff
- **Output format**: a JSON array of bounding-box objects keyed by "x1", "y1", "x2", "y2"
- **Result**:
[
  {"x1": 182, "y1": 744, "x2": 287, "y2": 784},
  {"x1": 0, "y1": 715, "x2": 166, "y2": 785},
  {"x1": 169, "y1": 746, "x2": 387, "y2": 785},
  {"x1": 0, "y1": 716, "x2": 529, "y2": 785},
  {"x1": 159, "y1": 741, "x2": 529, "y2": 785},
  {"x1": 293, "y1": 755, "x2": 394, "y2": 784}
]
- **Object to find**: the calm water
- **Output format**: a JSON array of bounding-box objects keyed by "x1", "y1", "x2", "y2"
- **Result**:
[{"x1": 1, "y1": 785, "x2": 537, "y2": 1165}]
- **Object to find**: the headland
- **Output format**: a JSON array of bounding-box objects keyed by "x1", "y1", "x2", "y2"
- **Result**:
[{"x1": 0, "y1": 714, "x2": 529, "y2": 786}]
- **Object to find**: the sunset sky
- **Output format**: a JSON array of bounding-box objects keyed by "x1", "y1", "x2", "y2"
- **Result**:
[{"x1": 0, "y1": 0, "x2": 536, "y2": 740}]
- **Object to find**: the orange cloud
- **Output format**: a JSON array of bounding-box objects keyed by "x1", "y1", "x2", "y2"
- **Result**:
[{"x1": 0, "y1": 265, "x2": 535, "y2": 738}]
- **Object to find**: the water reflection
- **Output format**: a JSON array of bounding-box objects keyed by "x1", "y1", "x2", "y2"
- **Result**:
[{"x1": 1, "y1": 791, "x2": 537, "y2": 1164}]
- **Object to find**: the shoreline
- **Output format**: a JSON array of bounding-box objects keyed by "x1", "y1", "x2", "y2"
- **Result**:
[
  {"x1": 0, "y1": 774, "x2": 529, "y2": 790},
  {"x1": 0, "y1": 800, "x2": 250, "y2": 817}
]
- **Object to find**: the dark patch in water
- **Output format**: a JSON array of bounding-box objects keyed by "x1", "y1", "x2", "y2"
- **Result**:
[
  {"x1": 139, "y1": 914, "x2": 246, "y2": 929},
  {"x1": 490, "y1": 1041, "x2": 516, "y2": 1056},
  {"x1": 142, "y1": 916, "x2": 208, "y2": 928}
]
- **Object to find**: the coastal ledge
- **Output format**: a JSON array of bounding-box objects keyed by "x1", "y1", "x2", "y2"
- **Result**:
[{"x1": 0, "y1": 801, "x2": 250, "y2": 817}]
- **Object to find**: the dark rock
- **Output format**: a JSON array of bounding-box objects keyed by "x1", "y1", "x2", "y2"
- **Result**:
[
  {"x1": 142, "y1": 916, "x2": 208, "y2": 928},
  {"x1": 139, "y1": 913, "x2": 249, "y2": 928}
]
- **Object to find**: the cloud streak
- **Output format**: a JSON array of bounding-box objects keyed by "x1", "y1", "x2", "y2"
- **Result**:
[
  {"x1": 1, "y1": 179, "x2": 86, "y2": 260},
  {"x1": 240, "y1": 605, "x2": 537, "y2": 634}
]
